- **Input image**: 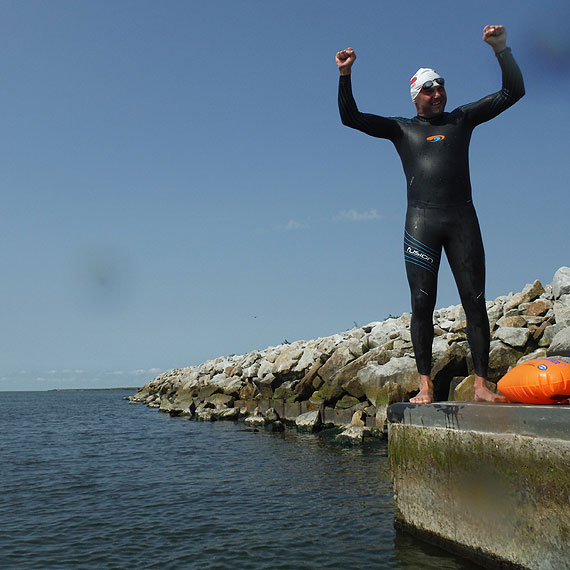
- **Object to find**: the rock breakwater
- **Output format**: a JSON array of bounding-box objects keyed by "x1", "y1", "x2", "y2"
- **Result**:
[{"x1": 130, "y1": 267, "x2": 570, "y2": 439}]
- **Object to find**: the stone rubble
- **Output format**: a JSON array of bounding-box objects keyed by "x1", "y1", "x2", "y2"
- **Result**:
[{"x1": 130, "y1": 267, "x2": 570, "y2": 439}]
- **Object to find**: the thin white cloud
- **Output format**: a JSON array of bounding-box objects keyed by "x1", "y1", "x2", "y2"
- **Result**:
[
  {"x1": 334, "y1": 209, "x2": 382, "y2": 222},
  {"x1": 141, "y1": 367, "x2": 162, "y2": 375},
  {"x1": 131, "y1": 368, "x2": 163, "y2": 376},
  {"x1": 285, "y1": 219, "x2": 310, "y2": 230},
  {"x1": 106, "y1": 368, "x2": 163, "y2": 376}
]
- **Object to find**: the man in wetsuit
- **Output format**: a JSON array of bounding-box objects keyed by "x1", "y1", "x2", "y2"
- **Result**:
[{"x1": 336, "y1": 25, "x2": 525, "y2": 404}]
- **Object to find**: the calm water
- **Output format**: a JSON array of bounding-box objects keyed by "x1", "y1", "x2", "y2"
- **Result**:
[{"x1": 0, "y1": 390, "x2": 479, "y2": 569}]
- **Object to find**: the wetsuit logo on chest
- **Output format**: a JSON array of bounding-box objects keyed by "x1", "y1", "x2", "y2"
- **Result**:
[{"x1": 426, "y1": 135, "x2": 445, "y2": 142}]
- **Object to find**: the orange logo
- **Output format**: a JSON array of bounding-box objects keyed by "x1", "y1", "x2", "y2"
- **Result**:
[{"x1": 426, "y1": 135, "x2": 445, "y2": 142}]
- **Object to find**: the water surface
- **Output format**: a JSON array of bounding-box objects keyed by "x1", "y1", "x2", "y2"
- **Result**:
[{"x1": 0, "y1": 390, "x2": 480, "y2": 569}]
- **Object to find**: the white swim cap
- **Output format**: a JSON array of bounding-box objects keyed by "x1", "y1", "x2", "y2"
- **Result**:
[{"x1": 410, "y1": 68, "x2": 443, "y2": 100}]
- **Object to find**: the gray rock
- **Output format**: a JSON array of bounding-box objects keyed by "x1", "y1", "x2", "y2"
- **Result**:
[
  {"x1": 240, "y1": 351, "x2": 262, "y2": 368},
  {"x1": 256, "y1": 358, "x2": 275, "y2": 379},
  {"x1": 335, "y1": 425, "x2": 370, "y2": 444},
  {"x1": 516, "y1": 348, "x2": 548, "y2": 365},
  {"x1": 553, "y1": 298, "x2": 570, "y2": 327},
  {"x1": 317, "y1": 344, "x2": 358, "y2": 385},
  {"x1": 547, "y1": 327, "x2": 570, "y2": 358},
  {"x1": 504, "y1": 280, "x2": 545, "y2": 312},
  {"x1": 209, "y1": 372, "x2": 229, "y2": 387},
  {"x1": 552, "y1": 266, "x2": 570, "y2": 299},
  {"x1": 439, "y1": 319, "x2": 455, "y2": 331},
  {"x1": 487, "y1": 303, "x2": 504, "y2": 330},
  {"x1": 293, "y1": 347, "x2": 321, "y2": 373},
  {"x1": 356, "y1": 356, "x2": 418, "y2": 407},
  {"x1": 524, "y1": 299, "x2": 552, "y2": 317},
  {"x1": 245, "y1": 411, "x2": 266, "y2": 426},
  {"x1": 242, "y1": 362, "x2": 261, "y2": 378},
  {"x1": 538, "y1": 324, "x2": 563, "y2": 347},
  {"x1": 295, "y1": 410, "x2": 321, "y2": 431},
  {"x1": 430, "y1": 339, "x2": 468, "y2": 381},
  {"x1": 334, "y1": 395, "x2": 362, "y2": 410},
  {"x1": 264, "y1": 407, "x2": 280, "y2": 422},
  {"x1": 522, "y1": 279, "x2": 546, "y2": 301},
  {"x1": 158, "y1": 396, "x2": 175, "y2": 413},
  {"x1": 453, "y1": 375, "x2": 498, "y2": 402},
  {"x1": 218, "y1": 407, "x2": 240, "y2": 420},
  {"x1": 494, "y1": 327, "x2": 531, "y2": 349},
  {"x1": 496, "y1": 315, "x2": 527, "y2": 328},
  {"x1": 375, "y1": 404, "x2": 392, "y2": 432},
  {"x1": 205, "y1": 393, "x2": 234, "y2": 409},
  {"x1": 273, "y1": 343, "x2": 304, "y2": 374},
  {"x1": 350, "y1": 410, "x2": 366, "y2": 426},
  {"x1": 331, "y1": 347, "x2": 392, "y2": 399},
  {"x1": 368, "y1": 320, "x2": 407, "y2": 349},
  {"x1": 195, "y1": 405, "x2": 216, "y2": 421},
  {"x1": 503, "y1": 292, "x2": 526, "y2": 313},
  {"x1": 488, "y1": 341, "x2": 523, "y2": 381},
  {"x1": 221, "y1": 378, "x2": 244, "y2": 396},
  {"x1": 293, "y1": 359, "x2": 325, "y2": 400}
]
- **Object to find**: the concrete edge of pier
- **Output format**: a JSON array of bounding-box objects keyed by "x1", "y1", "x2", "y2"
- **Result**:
[{"x1": 387, "y1": 402, "x2": 570, "y2": 570}]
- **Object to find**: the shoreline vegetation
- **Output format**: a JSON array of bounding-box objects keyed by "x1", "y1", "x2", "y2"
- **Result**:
[{"x1": 130, "y1": 267, "x2": 570, "y2": 444}]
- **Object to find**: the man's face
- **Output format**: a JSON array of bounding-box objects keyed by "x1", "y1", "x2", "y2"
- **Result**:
[{"x1": 414, "y1": 84, "x2": 447, "y2": 119}]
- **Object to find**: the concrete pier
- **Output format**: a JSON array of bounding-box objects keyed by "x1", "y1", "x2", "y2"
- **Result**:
[{"x1": 387, "y1": 402, "x2": 570, "y2": 570}]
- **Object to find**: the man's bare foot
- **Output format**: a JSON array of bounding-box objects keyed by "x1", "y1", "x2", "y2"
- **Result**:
[
  {"x1": 473, "y1": 376, "x2": 506, "y2": 402},
  {"x1": 410, "y1": 375, "x2": 434, "y2": 404},
  {"x1": 409, "y1": 388, "x2": 434, "y2": 404}
]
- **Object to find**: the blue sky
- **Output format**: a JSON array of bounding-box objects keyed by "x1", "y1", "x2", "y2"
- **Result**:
[{"x1": 1, "y1": 0, "x2": 569, "y2": 390}]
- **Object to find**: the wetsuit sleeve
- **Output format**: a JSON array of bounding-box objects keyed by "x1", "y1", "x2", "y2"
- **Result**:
[
  {"x1": 460, "y1": 47, "x2": 525, "y2": 126},
  {"x1": 338, "y1": 75, "x2": 400, "y2": 141}
]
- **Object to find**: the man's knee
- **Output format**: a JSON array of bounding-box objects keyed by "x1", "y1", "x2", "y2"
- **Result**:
[
  {"x1": 461, "y1": 292, "x2": 490, "y2": 331},
  {"x1": 410, "y1": 287, "x2": 436, "y2": 316}
]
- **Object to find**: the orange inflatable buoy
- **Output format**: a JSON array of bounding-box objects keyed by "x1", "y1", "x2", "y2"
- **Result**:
[{"x1": 497, "y1": 358, "x2": 570, "y2": 404}]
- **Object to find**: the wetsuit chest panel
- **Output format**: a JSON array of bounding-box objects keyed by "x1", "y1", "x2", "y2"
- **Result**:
[{"x1": 395, "y1": 113, "x2": 474, "y2": 206}]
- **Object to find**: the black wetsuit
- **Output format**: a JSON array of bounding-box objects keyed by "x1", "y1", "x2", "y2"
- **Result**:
[{"x1": 338, "y1": 47, "x2": 524, "y2": 377}]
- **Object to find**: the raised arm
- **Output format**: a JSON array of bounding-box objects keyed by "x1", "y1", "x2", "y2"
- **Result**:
[
  {"x1": 462, "y1": 25, "x2": 525, "y2": 125},
  {"x1": 336, "y1": 47, "x2": 400, "y2": 140}
]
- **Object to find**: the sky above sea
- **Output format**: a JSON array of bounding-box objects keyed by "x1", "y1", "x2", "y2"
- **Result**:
[{"x1": 1, "y1": 0, "x2": 569, "y2": 390}]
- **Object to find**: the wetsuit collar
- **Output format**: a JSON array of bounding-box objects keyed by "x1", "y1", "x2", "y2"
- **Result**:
[{"x1": 415, "y1": 113, "x2": 447, "y2": 124}]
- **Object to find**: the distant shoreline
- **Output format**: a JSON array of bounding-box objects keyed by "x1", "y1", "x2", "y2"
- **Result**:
[{"x1": 48, "y1": 387, "x2": 138, "y2": 392}]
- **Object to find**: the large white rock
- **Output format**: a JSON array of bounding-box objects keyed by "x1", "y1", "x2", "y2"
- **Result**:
[
  {"x1": 356, "y1": 356, "x2": 418, "y2": 406},
  {"x1": 273, "y1": 343, "x2": 304, "y2": 374},
  {"x1": 553, "y1": 297, "x2": 570, "y2": 327},
  {"x1": 293, "y1": 347, "x2": 321, "y2": 373},
  {"x1": 209, "y1": 372, "x2": 229, "y2": 387},
  {"x1": 368, "y1": 321, "x2": 407, "y2": 349},
  {"x1": 335, "y1": 425, "x2": 370, "y2": 443},
  {"x1": 221, "y1": 378, "x2": 244, "y2": 396},
  {"x1": 180, "y1": 368, "x2": 200, "y2": 391},
  {"x1": 547, "y1": 327, "x2": 570, "y2": 357},
  {"x1": 240, "y1": 351, "x2": 262, "y2": 368},
  {"x1": 552, "y1": 266, "x2": 570, "y2": 299},
  {"x1": 318, "y1": 344, "x2": 358, "y2": 384},
  {"x1": 242, "y1": 362, "x2": 261, "y2": 378},
  {"x1": 295, "y1": 410, "x2": 321, "y2": 431},
  {"x1": 494, "y1": 327, "x2": 531, "y2": 349},
  {"x1": 256, "y1": 358, "x2": 274, "y2": 379}
]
